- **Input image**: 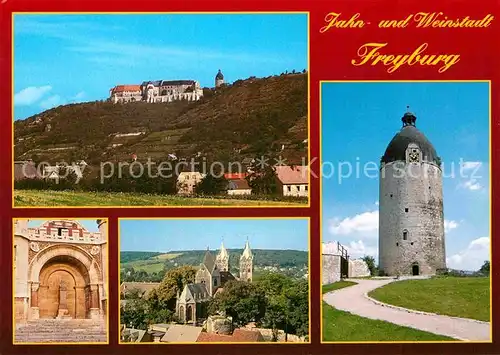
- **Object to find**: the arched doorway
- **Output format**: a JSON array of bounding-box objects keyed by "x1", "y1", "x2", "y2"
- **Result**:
[
  {"x1": 186, "y1": 305, "x2": 193, "y2": 322},
  {"x1": 38, "y1": 255, "x2": 90, "y2": 319},
  {"x1": 412, "y1": 263, "x2": 420, "y2": 276}
]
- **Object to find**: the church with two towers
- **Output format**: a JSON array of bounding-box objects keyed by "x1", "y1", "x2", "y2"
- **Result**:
[{"x1": 175, "y1": 239, "x2": 253, "y2": 325}]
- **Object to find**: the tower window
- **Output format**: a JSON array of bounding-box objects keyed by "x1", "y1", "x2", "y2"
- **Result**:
[
  {"x1": 213, "y1": 279, "x2": 217, "y2": 287},
  {"x1": 411, "y1": 242, "x2": 414, "y2": 245},
  {"x1": 247, "y1": 268, "x2": 250, "y2": 272},
  {"x1": 405, "y1": 208, "x2": 409, "y2": 212},
  {"x1": 396, "y1": 242, "x2": 399, "y2": 246},
  {"x1": 403, "y1": 230, "x2": 408, "y2": 240},
  {"x1": 390, "y1": 194, "x2": 393, "y2": 198}
]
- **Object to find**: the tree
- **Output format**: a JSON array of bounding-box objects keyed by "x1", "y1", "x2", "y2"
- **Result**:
[
  {"x1": 479, "y1": 260, "x2": 490, "y2": 276},
  {"x1": 121, "y1": 298, "x2": 148, "y2": 330},
  {"x1": 246, "y1": 158, "x2": 278, "y2": 195},
  {"x1": 195, "y1": 174, "x2": 228, "y2": 195},
  {"x1": 361, "y1": 255, "x2": 377, "y2": 276},
  {"x1": 208, "y1": 280, "x2": 266, "y2": 327},
  {"x1": 150, "y1": 265, "x2": 197, "y2": 309}
]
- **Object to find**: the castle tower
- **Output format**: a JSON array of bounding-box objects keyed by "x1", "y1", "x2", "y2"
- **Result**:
[
  {"x1": 215, "y1": 240, "x2": 230, "y2": 272},
  {"x1": 215, "y1": 69, "x2": 224, "y2": 88},
  {"x1": 239, "y1": 238, "x2": 253, "y2": 282},
  {"x1": 378, "y1": 108, "x2": 446, "y2": 276}
]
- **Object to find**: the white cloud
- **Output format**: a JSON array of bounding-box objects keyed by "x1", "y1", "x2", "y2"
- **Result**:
[
  {"x1": 14, "y1": 85, "x2": 52, "y2": 106},
  {"x1": 444, "y1": 220, "x2": 459, "y2": 233},
  {"x1": 39, "y1": 95, "x2": 62, "y2": 110},
  {"x1": 328, "y1": 211, "x2": 378, "y2": 237},
  {"x1": 446, "y1": 236, "x2": 490, "y2": 271},
  {"x1": 347, "y1": 240, "x2": 378, "y2": 260},
  {"x1": 458, "y1": 179, "x2": 482, "y2": 191},
  {"x1": 375, "y1": 201, "x2": 379, "y2": 206}
]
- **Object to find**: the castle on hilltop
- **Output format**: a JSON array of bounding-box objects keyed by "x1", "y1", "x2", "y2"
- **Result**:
[{"x1": 109, "y1": 69, "x2": 225, "y2": 104}]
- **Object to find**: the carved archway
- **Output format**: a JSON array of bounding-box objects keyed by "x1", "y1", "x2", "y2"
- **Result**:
[{"x1": 28, "y1": 245, "x2": 102, "y2": 320}]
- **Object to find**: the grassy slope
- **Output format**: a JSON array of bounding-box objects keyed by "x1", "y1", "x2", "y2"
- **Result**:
[
  {"x1": 369, "y1": 277, "x2": 490, "y2": 322},
  {"x1": 14, "y1": 189, "x2": 303, "y2": 207},
  {"x1": 322, "y1": 281, "x2": 455, "y2": 341}
]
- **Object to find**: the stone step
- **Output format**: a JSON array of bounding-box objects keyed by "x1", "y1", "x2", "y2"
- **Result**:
[{"x1": 15, "y1": 319, "x2": 107, "y2": 343}]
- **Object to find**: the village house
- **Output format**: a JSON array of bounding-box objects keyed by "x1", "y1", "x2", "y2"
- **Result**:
[
  {"x1": 14, "y1": 160, "x2": 39, "y2": 181},
  {"x1": 224, "y1": 172, "x2": 251, "y2": 195},
  {"x1": 177, "y1": 171, "x2": 206, "y2": 195},
  {"x1": 275, "y1": 165, "x2": 309, "y2": 197}
]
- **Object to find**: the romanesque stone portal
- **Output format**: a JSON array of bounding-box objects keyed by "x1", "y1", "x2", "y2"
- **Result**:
[
  {"x1": 14, "y1": 219, "x2": 108, "y2": 343},
  {"x1": 378, "y1": 109, "x2": 446, "y2": 276}
]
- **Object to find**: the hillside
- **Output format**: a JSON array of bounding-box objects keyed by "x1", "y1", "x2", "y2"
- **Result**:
[
  {"x1": 120, "y1": 249, "x2": 309, "y2": 282},
  {"x1": 14, "y1": 73, "x2": 308, "y2": 166}
]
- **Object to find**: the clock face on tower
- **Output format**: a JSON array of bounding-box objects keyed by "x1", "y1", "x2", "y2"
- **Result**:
[{"x1": 408, "y1": 148, "x2": 420, "y2": 163}]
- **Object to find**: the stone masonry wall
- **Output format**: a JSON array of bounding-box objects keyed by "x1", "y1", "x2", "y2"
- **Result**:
[
  {"x1": 379, "y1": 160, "x2": 446, "y2": 276},
  {"x1": 322, "y1": 254, "x2": 341, "y2": 284}
]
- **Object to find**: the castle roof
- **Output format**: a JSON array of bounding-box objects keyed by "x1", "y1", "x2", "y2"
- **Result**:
[
  {"x1": 160, "y1": 80, "x2": 196, "y2": 86},
  {"x1": 381, "y1": 110, "x2": 439, "y2": 164},
  {"x1": 215, "y1": 69, "x2": 224, "y2": 80},
  {"x1": 112, "y1": 85, "x2": 141, "y2": 93}
]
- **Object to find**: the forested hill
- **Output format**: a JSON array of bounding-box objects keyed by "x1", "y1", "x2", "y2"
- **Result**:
[
  {"x1": 121, "y1": 249, "x2": 308, "y2": 269},
  {"x1": 14, "y1": 72, "x2": 308, "y2": 166}
]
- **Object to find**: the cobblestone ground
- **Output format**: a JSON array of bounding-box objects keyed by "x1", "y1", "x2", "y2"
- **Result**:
[{"x1": 323, "y1": 278, "x2": 491, "y2": 341}]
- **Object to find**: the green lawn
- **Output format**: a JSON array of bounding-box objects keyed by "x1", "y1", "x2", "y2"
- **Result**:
[
  {"x1": 323, "y1": 280, "x2": 357, "y2": 294},
  {"x1": 322, "y1": 281, "x2": 456, "y2": 341},
  {"x1": 14, "y1": 189, "x2": 304, "y2": 207},
  {"x1": 368, "y1": 277, "x2": 490, "y2": 322}
]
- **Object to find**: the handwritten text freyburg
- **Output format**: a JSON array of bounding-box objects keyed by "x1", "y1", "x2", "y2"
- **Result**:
[{"x1": 320, "y1": 12, "x2": 495, "y2": 73}]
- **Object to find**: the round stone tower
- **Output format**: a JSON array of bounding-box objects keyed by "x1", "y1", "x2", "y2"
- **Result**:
[
  {"x1": 215, "y1": 69, "x2": 224, "y2": 88},
  {"x1": 378, "y1": 108, "x2": 446, "y2": 276}
]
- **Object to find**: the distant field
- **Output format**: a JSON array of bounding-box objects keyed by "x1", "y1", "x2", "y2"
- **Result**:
[
  {"x1": 152, "y1": 253, "x2": 183, "y2": 260},
  {"x1": 369, "y1": 276, "x2": 491, "y2": 322},
  {"x1": 14, "y1": 190, "x2": 305, "y2": 207},
  {"x1": 122, "y1": 260, "x2": 166, "y2": 273}
]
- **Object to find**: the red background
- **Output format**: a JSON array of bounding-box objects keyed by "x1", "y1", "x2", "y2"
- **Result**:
[{"x1": 0, "y1": 0, "x2": 498, "y2": 354}]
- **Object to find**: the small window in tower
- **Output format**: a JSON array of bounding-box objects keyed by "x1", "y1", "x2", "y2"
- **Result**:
[
  {"x1": 403, "y1": 230, "x2": 408, "y2": 240},
  {"x1": 213, "y1": 279, "x2": 217, "y2": 287},
  {"x1": 396, "y1": 242, "x2": 399, "y2": 246},
  {"x1": 247, "y1": 268, "x2": 250, "y2": 272},
  {"x1": 390, "y1": 194, "x2": 393, "y2": 198},
  {"x1": 411, "y1": 242, "x2": 414, "y2": 245},
  {"x1": 405, "y1": 208, "x2": 409, "y2": 212}
]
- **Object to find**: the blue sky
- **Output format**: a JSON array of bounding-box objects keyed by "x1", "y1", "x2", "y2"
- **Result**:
[
  {"x1": 322, "y1": 82, "x2": 490, "y2": 271},
  {"x1": 120, "y1": 218, "x2": 309, "y2": 252},
  {"x1": 13, "y1": 13, "x2": 308, "y2": 120},
  {"x1": 27, "y1": 219, "x2": 99, "y2": 232}
]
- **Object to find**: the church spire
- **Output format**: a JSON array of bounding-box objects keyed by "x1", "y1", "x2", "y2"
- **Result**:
[
  {"x1": 402, "y1": 106, "x2": 417, "y2": 127},
  {"x1": 242, "y1": 238, "x2": 253, "y2": 259}
]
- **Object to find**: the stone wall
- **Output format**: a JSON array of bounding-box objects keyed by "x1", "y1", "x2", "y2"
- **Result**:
[
  {"x1": 348, "y1": 259, "x2": 370, "y2": 278},
  {"x1": 322, "y1": 254, "x2": 341, "y2": 285},
  {"x1": 379, "y1": 160, "x2": 446, "y2": 276},
  {"x1": 204, "y1": 316, "x2": 232, "y2": 335}
]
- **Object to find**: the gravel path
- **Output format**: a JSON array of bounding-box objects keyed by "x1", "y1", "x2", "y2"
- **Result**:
[{"x1": 323, "y1": 278, "x2": 491, "y2": 341}]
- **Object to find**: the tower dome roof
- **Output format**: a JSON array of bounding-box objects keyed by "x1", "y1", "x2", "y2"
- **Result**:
[
  {"x1": 381, "y1": 109, "x2": 439, "y2": 164},
  {"x1": 215, "y1": 69, "x2": 224, "y2": 80}
]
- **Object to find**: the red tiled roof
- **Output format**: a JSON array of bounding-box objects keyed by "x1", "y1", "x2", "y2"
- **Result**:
[
  {"x1": 224, "y1": 173, "x2": 248, "y2": 180},
  {"x1": 112, "y1": 85, "x2": 141, "y2": 93},
  {"x1": 275, "y1": 165, "x2": 308, "y2": 184},
  {"x1": 196, "y1": 329, "x2": 264, "y2": 342}
]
